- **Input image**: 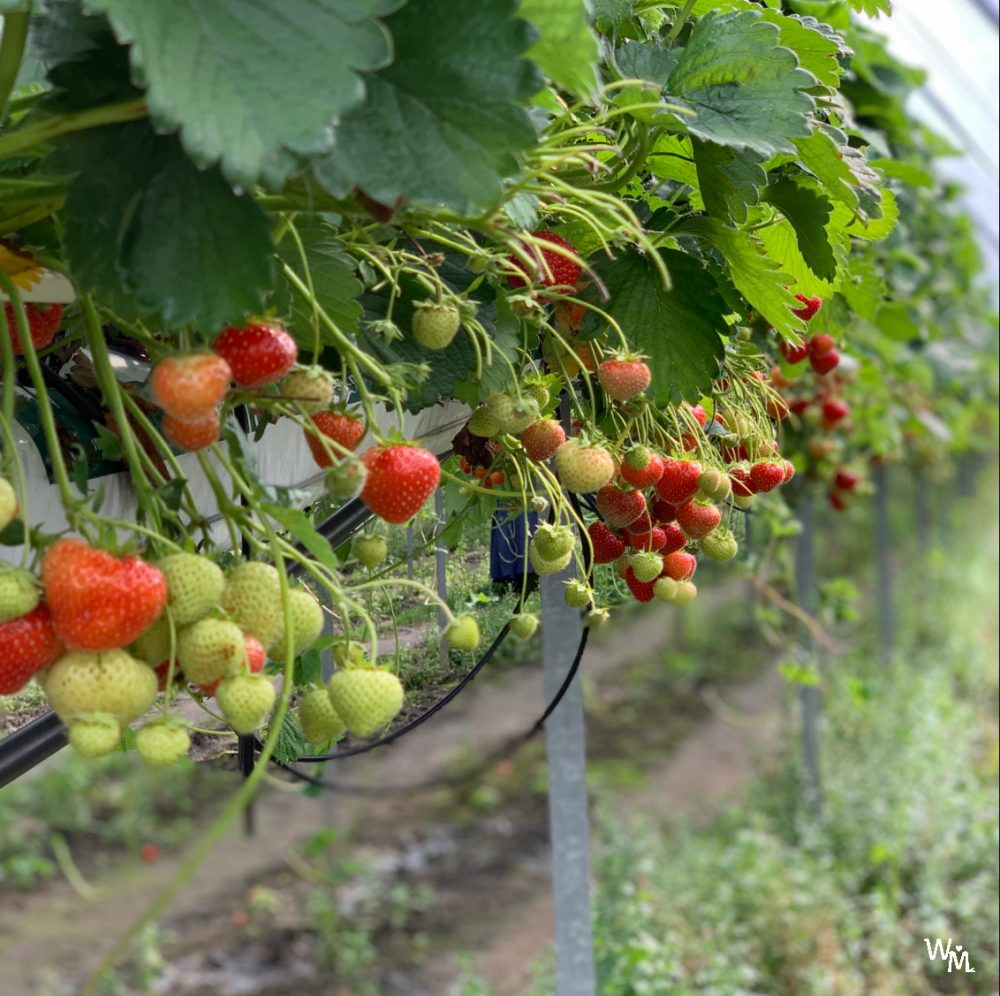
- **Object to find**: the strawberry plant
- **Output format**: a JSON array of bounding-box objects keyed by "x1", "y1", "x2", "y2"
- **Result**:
[{"x1": 0, "y1": 0, "x2": 995, "y2": 983}]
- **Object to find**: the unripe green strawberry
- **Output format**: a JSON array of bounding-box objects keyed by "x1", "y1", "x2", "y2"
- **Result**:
[
  {"x1": 299, "y1": 687, "x2": 346, "y2": 744},
  {"x1": 554, "y1": 439, "x2": 615, "y2": 493},
  {"x1": 68, "y1": 715, "x2": 121, "y2": 758},
  {"x1": 157, "y1": 553, "x2": 225, "y2": 626},
  {"x1": 354, "y1": 535, "x2": 388, "y2": 569},
  {"x1": 0, "y1": 476, "x2": 17, "y2": 532},
  {"x1": 532, "y1": 523, "x2": 575, "y2": 560},
  {"x1": 564, "y1": 579, "x2": 592, "y2": 608},
  {"x1": 331, "y1": 638, "x2": 366, "y2": 668},
  {"x1": 523, "y1": 381, "x2": 550, "y2": 409},
  {"x1": 326, "y1": 458, "x2": 367, "y2": 499},
  {"x1": 279, "y1": 367, "x2": 335, "y2": 414},
  {"x1": 586, "y1": 607, "x2": 610, "y2": 627},
  {"x1": 529, "y1": 545, "x2": 572, "y2": 576},
  {"x1": 468, "y1": 406, "x2": 501, "y2": 439},
  {"x1": 510, "y1": 612, "x2": 539, "y2": 640},
  {"x1": 270, "y1": 586, "x2": 325, "y2": 656},
  {"x1": 673, "y1": 580, "x2": 698, "y2": 606},
  {"x1": 217, "y1": 673, "x2": 276, "y2": 734},
  {"x1": 132, "y1": 616, "x2": 172, "y2": 666},
  {"x1": 0, "y1": 567, "x2": 39, "y2": 623},
  {"x1": 177, "y1": 618, "x2": 247, "y2": 685},
  {"x1": 135, "y1": 722, "x2": 191, "y2": 766},
  {"x1": 447, "y1": 614, "x2": 481, "y2": 650},
  {"x1": 487, "y1": 393, "x2": 539, "y2": 435},
  {"x1": 412, "y1": 302, "x2": 462, "y2": 349},
  {"x1": 220, "y1": 561, "x2": 283, "y2": 648},
  {"x1": 732, "y1": 494, "x2": 754, "y2": 510},
  {"x1": 327, "y1": 667, "x2": 404, "y2": 738},
  {"x1": 700, "y1": 527, "x2": 738, "y2": 562},
  {"x1": 697, "y1": 468, "x2": 732, "y2": 503},
  {"x1": 630, "y1": 551, "x2": 664, "y2": 583},
  {"x1": 653, "y1": 577, "x2": 678, "y2": 602},
  {"x1": 45, "y1": 649, "x2": 157, "y2": 725}
]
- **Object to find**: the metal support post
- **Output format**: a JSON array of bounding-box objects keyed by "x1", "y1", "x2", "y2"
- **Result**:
[{"x1": 796, "y1": 493, "x2": 822, "y2": 817}]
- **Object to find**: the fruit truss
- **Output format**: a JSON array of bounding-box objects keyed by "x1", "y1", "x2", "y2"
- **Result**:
[{"x1": 0, "y1": 0, "x2": 995, "y2": 782}]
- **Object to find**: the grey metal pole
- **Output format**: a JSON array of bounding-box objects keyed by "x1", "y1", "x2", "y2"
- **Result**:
[
  {"x1": 434, "y1": 489, "x2": 449, "y2": 668},
  {"x1": 541, "y1": 564, "x2": 596, "y2": 996},
  {"x1": 795, "y1": 493, "x2": 822, "y2": 816},
  {"x1": 873, "y1": 462, "x2": 894, "y2": 660},
  {"x1": 406, "y1": 522, "x2": 415, "y2": 580}
]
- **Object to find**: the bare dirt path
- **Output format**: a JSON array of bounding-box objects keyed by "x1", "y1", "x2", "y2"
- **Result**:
[{"x1": 0, "y1": 587, "x2": 789, "y2": 995}]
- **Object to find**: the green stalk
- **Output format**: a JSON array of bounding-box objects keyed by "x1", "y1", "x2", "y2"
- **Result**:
[
  {"x1": 0, "y1": 10, "x2": 30, "y2": 120},
  {"x1": 0, "y1": 96, "x2": 147, "y2": 160}
]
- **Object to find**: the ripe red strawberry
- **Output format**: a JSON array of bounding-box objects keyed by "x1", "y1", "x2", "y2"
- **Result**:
[
  {"x1": 835, "y1": 469, "x2": 860, "y2": 491},
  {"x1": 211, "y1": 321, "x2": 298, "y2": 388},
  {"x1": 3, "y1": 302, "x2": 62, "y2": 355},
  {"x1": 808, "y1": 333, "x2": 835, "y2": 356},
  {"x1": 626, "y1": 524, "x2": 669, "y2": 553},
  {"x1": 0, "y1": 604, "x2": 63, "y2": 694},
  {"x1": 149, "y1": 353, "x2": 231, "y2": 420},
  {"x1": 522, "y1": 419, "x2": 566, "y2": 462},
  {"x1": 305, "y1": 411, "x2": 366, "y2": 467},
  {"x1": 821, "y1": 399, "x2": 849, "y2": 424},
  {"x1": 163, "y1": 411, "x2": 220, "y2": 452},
  {"x1": 654, "y1": 459, "x2": 702, "y2": 505},
  {"x1": 597, "y1": 358, "x2": 651, "y2": 401},
  {"x1": 624, "y1": 567, "x2": 656, "y2": 603},
  {"x1": 793, "y1": 295, "x2": 822, "y2": 321},
  {"x1": 779, "y1": 340, "x2": 809, "y2": 364},
  {"x1": 661, "y1": 550, "x2": 697, "y2": 581},
  {"x1": 360, "y1": 445, "x2": 441, "y2": 524},
  {"x1": 596, "y1": 484, "x2": 646, "y2": 530},
  {"x1": 42, "y1": 539, "x2": 167, "y2": 651},
  {"x1": 675, "y1": 501, "x2": 721, "y2": 539},
  {"x1": 507, "y1": 231, "x2": 581, "y2": 292},
  {"x1": 682, "y1": 402, "x2": 708, "y2": 427},
  {"x1": 553, "y1": 438, "x2": 615, "y2": 493},
  {"x1": 781, "y1": 459, "x2": 796, "y2": 483},
  {"x1": 829, "y1": 492, "x2": 846, "y2": 511},
  {"x1": 788, "y1": 398, "x2": 810, "y2": 416},
  {"x1": 765, "y1": 396, "x2": 789, "y2": 420},
  {"x1": 620, "y1": 447, "x2": 664, "y2": 489},
  {"x1": 729, "y1": 467, "x2": 754, "y2": 497},
  {"x1": 749, "y1": 461, "x2": 785, "y2": 494},
  {"x1": 587, "y1": 521, "x2": 626, "y2": 564},
  {"x1": 810, "y1": 349, "x2": 840, "y2": 376},
  {"x1": 651, "y1": 497, "x2": 678, "y2": 524}
]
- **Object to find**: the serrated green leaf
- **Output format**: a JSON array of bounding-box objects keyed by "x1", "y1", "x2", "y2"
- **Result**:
[
  {"x1": 0, "y1": 519, "x2": 25, "y2": 545},
  {"x1": 758, "y1": 10, "x2": 844, "y2": 89},
  {"x1": 293, "y1": 648, "x2": 324, "y2": 688},
  {"x1": 86, "y1": 0, "x2": 396, "y2": 188},
  {"x1": 692, "y1": 139, "x2": 765, "y2": 224},
  {"x1": 272, "y1": 710, "x2": 307, "y2": 764},
  {"x1": 869, "y1": 157, "x2": 933, "y2": 188},
  {"x1": 876, "y1": 302, "x2": 918, "y2": 341},
  {"x1": 647, "y1": 133, "x2": 698, "y2": 187},
  {"x1": 831, "y1": 187, "x2": 898, "y2": 241},
  {"x1": 838, "y1": 257, "x2": 886, "y2": 320},
  {"x1": 314, "y1": 0, "x2": 542, "y2": 213},
  {"x1": 520, "y1": 0, "x2": 599, "y2": 99},
  {"x1": 665, "y1": 10, "x2": 816, "y2": 156},
  {"x1": 154, "y1": 478, "x2": 188, "y2": 513},
  {"x1": 845, "y1": 0, "x2": 890, "y2": 16},
  {"x1": 59, "y1": 123, "x2": 273, "y2": 331},
  {"x1": 756, "y1": 215, "x2": 847, "y2": 299},
  {"x1": 761, "y1": 174, "x2": 836, "y2": 280},
  {"x1": 794, "y1": 129, "x2": 881, "y2": 213},
  {"x1": 679, "y1": 216, "x2": 804, "y2": 338},
  {"x1": 596, "y1": 249, "x2": 728, "y2": 403}
]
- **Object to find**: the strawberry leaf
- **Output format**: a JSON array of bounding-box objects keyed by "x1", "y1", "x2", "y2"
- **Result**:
[
  {"x1": 85, "y1": 0, "x2": 397, "y2": 188},
  {"x1": 664, "y1": 10, "x2": 816, "y2": 156},
  {"x1": 761, "y1": 174, "x2": 837, "y2": 282},
  {"x1": 692, "y1": 139, "x2": 766, "y2": 225},
  {"x1": 59, "y1": 123, "x2": 273, "y2": 331},
  {"x1": 520, "y1": 0, "x2": 599, "y2": 100},
  {"x1": 595, "y1": 249, "x2": 729, "y2": 404},
  {"x1": 314, "y1": 0, "x2": 542, "y2": 213}
]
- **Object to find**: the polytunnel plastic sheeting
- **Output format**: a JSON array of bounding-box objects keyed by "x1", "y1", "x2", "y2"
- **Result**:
[{"x1": 863, "y1": 0, "x2": 1000, "y2": 289}]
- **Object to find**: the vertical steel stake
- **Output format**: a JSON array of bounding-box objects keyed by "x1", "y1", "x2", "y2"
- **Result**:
[
  {"x1": 540, "y1": 565, "x2": 596, "y2": 996},
  {"x1": 434, "y1": 489, "x2": 449, "y2": 668},
  {"x1": 795, "y1": 493, "x2": 822, "y2": 816},
  {"x1": 406, "y1": 522, "x2": 415, "y2": 580},
  {"x1": 873, "y1": 462, "x2": 894, "y2": 660}
]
